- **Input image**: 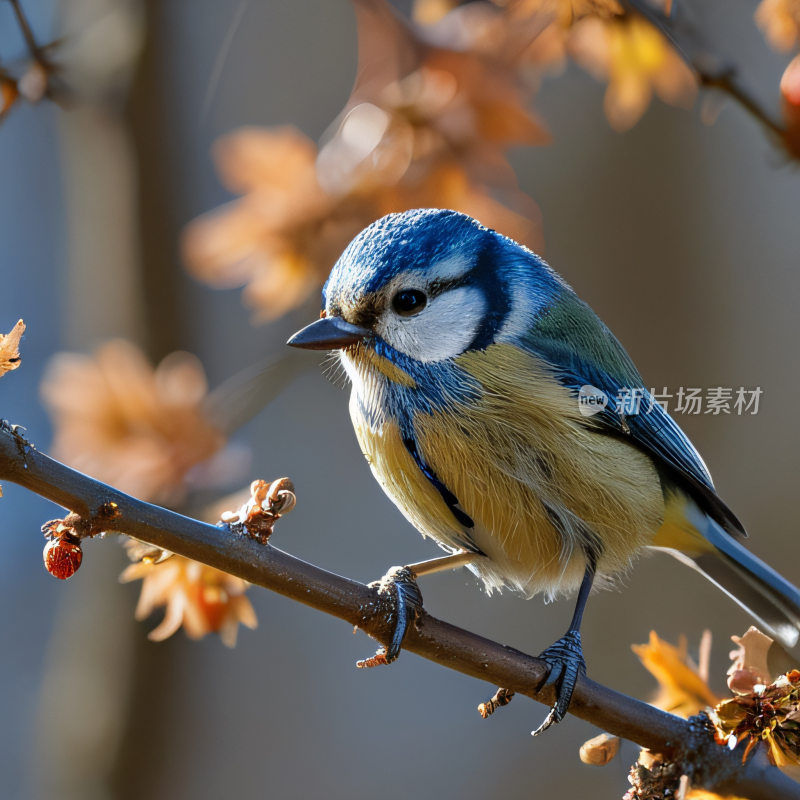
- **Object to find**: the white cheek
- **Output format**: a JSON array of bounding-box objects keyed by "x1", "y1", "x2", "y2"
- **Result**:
[{"x1": 378, "y1": 286, "x2": 486, "y2": 362}]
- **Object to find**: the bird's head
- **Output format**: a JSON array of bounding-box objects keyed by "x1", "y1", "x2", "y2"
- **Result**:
[{"x1": 288, "y1": 208, "x2": 561, "y2": 379}]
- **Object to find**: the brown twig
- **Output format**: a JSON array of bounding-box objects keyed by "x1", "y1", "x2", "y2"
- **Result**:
[
  {"x1": 621, "y1": 0, "x2": 786, "y2": 140},
  {"x1": 0, "y1": 421, "x2": 798, "y2": 800},
  {"x1": 7, "y1": 0, "x2": 43, "y2": 61}
]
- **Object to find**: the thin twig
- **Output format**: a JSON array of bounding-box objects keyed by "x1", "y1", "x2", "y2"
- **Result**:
[
  {"x1": 622, "y1": 0, "x2": 785, "y2": 138},
  {"x1": 7, "y1": 0, "x2": 42, "y2": 60},
  {"x1": 0, "y1": 422, "x2": 798, "y2": 800},
  {"x1": 3, "y1": 0, "x2": 66, "y2": 108}
]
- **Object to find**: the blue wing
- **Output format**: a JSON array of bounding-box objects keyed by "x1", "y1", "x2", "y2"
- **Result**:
[{"x1": 522, "y1": 292, "x2": 746, "y2": 538}]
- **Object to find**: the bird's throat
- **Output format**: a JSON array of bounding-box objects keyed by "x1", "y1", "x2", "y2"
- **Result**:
[{"x1": 344, "y1": 344, "x2": 417, "y2": 389}]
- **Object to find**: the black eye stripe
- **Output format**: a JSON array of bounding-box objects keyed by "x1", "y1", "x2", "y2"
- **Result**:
[
  {"x1": 426, "y1": 275, "x2": 470, "y2": 298},
  {"x1": 387, "y1": 273, "x2": 470, "y2": 307},
  {"x1": 341, "y1": 273, "x2": 478, "y2": 328},
  {"x1": 389, "y1": 275, "x2": 470, "y2": 318}
]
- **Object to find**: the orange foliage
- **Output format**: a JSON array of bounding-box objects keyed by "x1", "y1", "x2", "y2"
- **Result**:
[{"x1": 41, "y1": 341, "x2": 226, "y2": 506}]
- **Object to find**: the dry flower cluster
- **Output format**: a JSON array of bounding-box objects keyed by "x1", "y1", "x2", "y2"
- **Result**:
[
  {"x1": 116, "y1": 477, "x2": 297, "y2": 646},
  {"x1": 183, "y1": 0, "x2": 799, "y2": 324},
  {"x1": 579, "y1": 627, "x2": 800, "y2": 799},
  {"x1": 711, "y1": 627, "x2": 800, "y2": 768},
  {"x1": 182, "y1": 0, "x2": 546, "y2": 321},
  {"x1": 183, "y1": 0, "x2": 691, "y2": 322},
  {"x1": 38, "y1": 339, "x2": 274, "y2": 646},
  {"x1": 120, "y1": 551, "x2": 258, "y2": 647},
  {"x1": 41, "y1": 340, "x2": 225, "y2": 507},
  {"x1": 412, "y1": 0, "x2": 697, "y2": 132}
]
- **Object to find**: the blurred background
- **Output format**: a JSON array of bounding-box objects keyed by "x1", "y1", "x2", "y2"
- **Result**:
[{"x1": 1, "y1": 1, "x2": 799, "y2": 798}]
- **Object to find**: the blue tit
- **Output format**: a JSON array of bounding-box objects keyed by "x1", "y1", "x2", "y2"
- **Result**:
[{"x1": 288, "y1": 208, "x2": 800, "y2": 731}]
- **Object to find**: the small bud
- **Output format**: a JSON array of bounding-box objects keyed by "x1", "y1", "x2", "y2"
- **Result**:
[
  {"x1": 219, "y1": 477, "x2": 296, "y2": 544},
  {"x1": 266, "y1": 477, "x2": 296, "y2": 515},
  {"x1": 43, "y1": 535, "x2": 83, "y2": 579},
  {"x1": 18, "y1": 62, "x2": 48, "y2": 103},
  {"x1": 579, "y1": 732, "x2": 620, "y2": 765}
]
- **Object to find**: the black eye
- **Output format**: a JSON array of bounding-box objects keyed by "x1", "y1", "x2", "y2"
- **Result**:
[{"x1": 391, "y1": 289, "x2": 427, "y2": 316}]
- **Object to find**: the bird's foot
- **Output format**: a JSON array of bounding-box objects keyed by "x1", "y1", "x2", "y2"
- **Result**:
[
  {"x1": 356, "y1": 566, "x2": 423, "y2": 668},
  {"x1": 532, "y1": 629, "x2": 586, "y2": 736}
]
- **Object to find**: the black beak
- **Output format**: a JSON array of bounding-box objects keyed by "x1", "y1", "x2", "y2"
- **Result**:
[{"x1": 286, "y1": 316, "x2": 371, "y2": 350}]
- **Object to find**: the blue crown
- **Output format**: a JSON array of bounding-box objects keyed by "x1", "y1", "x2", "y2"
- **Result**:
[{"x1": 324, "y1": 209, "x2": 491, "y2": 305}]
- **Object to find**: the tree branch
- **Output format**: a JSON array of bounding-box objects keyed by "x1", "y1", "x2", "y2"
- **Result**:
[{"x1": 0, "y1": 421, "x2": 798, "y2": 800}]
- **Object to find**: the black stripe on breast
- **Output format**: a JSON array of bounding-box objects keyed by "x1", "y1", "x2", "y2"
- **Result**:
[{"x1": 402, "y1": 436, "x2": 476, "y2": 531}]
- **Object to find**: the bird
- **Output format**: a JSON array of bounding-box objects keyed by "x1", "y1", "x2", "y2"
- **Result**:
[{"x1": 287, "y1": 207, "x2": 800, "y2": 732}]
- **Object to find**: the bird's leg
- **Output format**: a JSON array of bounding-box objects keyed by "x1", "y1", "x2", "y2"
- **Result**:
[
  {"x1": 357, "y1": 551, "x2": 477, "y2": 668},
  {"x1": 532, "y1": 554, "x2": 597, "y2": 735},
  {"x1": 405, "y1": 551, "x2": 478, "y2": 577}
]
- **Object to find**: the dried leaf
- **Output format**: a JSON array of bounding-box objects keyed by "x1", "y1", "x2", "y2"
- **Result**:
[
  {"x1": 0, "y1": 320, "x2": 25, "y2": 378},
  {"x1": 633, "y1": 631, "x2": 720, "y2": 718},
  {"x1": 569, "y1": 10, "x2": 696, "y2": 131},
  {"x1": 183, "y1": 0, "x2": 546, "y2": 321},
  {"x1": 40, "y1": 341, "x2": 229, "y2": 505},
  {"x1": 755, "y1": 0, "x2": 800, "y2": 52},
  {"x1": 727, "y1": 626, "x2": 774, "y2": 695}
]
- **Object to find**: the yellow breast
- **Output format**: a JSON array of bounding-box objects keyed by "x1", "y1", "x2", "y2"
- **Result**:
[
  {"x1": 349, "y1": 343, "x2": 666, "y2": 598},
  {"x1": 350, "y1": 392, "x2": 471, "y2": 555}
]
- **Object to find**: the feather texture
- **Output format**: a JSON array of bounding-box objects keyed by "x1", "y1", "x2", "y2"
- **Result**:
[
  {"x1": 347, "y1": 342, "x2": 665, "y2": 598},
  {"x1": 522, "y1": 291, "x2": 746, "y2": 537}
]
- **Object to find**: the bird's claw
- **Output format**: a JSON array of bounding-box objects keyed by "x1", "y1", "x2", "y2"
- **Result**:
[
  {"x1": 358, "y1": 565, "x2": 423, "y2": 667},
  {"x1": 532, "y1": 629, "x2": 586, "y2": 736}
]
